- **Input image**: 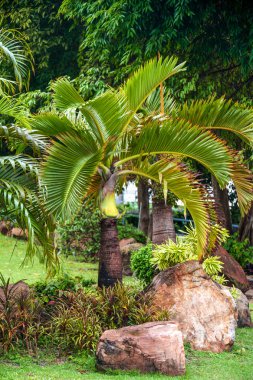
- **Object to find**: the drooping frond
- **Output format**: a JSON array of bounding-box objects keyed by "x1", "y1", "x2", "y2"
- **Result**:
[
  {"x1": 0, "y1": 155, "x2": 57, "y2": 273},
  {"x1": 42, "y1": 132, "x2": 102, "y2": 218},
  {"x1": 116, "y1": 120, "x2": 232, "y2": 188},
  {"x1": 118, "y1": 158, "x2": 212, "y2": 257},
  {"x1": 230, "y1": 161, "x2": 253, "y2": 215},
  {"x1": 178, "y1": 97, "x2": 253, "y2": 143},
  {"x1": 0, "y1": 29, "x2": 33, "y2": 90},
  {"x1": 0, "y1": 124, "x2": 47, "y2": 154}
]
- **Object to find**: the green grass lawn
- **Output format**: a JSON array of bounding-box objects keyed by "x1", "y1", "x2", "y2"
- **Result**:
[
  {"x1": 0, "y1": 234, "x2": 252, "y2": 379},
  {"x1": 0, "y1": 234, "x2": 98, "y2": 284}
]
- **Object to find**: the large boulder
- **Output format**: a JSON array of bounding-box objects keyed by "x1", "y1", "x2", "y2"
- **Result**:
[
  {"x1": 214, "y1": 246, "x2": 249, "y2": 292},
  {"x1": 234, "y1": 288, "x2": 252, "y2": 327},
  {"x1": 119, "y1": 238, "x2": 143, "y2": 276},
  {"x1": 96, "y1": 321, "x2": 185, "y2": 376},
  {"x1": 145, "y1": 260, "x2": 237, "y2": 353}
]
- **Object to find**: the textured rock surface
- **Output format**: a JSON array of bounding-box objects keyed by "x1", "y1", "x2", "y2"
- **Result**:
[
  {"x1": 145, "y1": 260, "x2": 237, "y2": 352},
  {"x1": 0, "y1": 281, "x2": 30, "y2": 309},
  {"x1": 234, "y1": 288, "x2": 252, "y2": 327},
  {"x1": 119, "y1": 239, "x2": 143, "y2": 276},
  {"x1": 96, "y1": 321, "x2": 185, "y2": 376},
  {"x1": 214, "y1": 246, "x2": 249, "y2": 292},
  {"x1": 245, "y1": 288, "x2": 253, "y2": 302}
]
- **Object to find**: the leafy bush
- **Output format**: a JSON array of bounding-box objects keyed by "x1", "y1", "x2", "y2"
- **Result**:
[
  {"x1": 0, "y1": 274, "x2": 45, "y2": 354},
  {"x1": 33, "y1": 274, "x2": 96, "y2": 302},
  {"x1": 131, "y1": 224, "x2": 228, "y2": 285},
  {"x1": 57, "y1": 204, "x2": 101, "y2": 262},
  {"x1": 223, "y1": 232, "x2": 253, "y2": 268},
  {"x1": 0, "y1": 274, "x2": 169, "y2": 354},
  {"x1": 117, "y1": 223, "x2": 147, "y2": 244},
  {"x1": 131, "y1": 244, "x2": 155, "y2": 284},
  {"x1": 50, "y1": 283, "x2": 169, "y2": 352}
]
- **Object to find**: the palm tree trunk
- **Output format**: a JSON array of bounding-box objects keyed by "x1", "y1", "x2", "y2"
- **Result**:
[
  {"x1": 212, "y1": 175, "x2": 233, "y2": 234},
  {"x1": 152, "y1": 197, "x2": 176, "y2": 244},
  {"x1": 98, "y1": 218, "x2": 122, "y2": 287},
  {"x1": 238, "y1": 202, "x2": 253, "y2": 245},
  {"x1": 138, "y1": 179, "x2": 149, "y2": 236}
]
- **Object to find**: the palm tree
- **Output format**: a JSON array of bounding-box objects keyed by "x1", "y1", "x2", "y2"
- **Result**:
[{"x1": 32, "y1": 57, "x2": 253, "y2": 287}]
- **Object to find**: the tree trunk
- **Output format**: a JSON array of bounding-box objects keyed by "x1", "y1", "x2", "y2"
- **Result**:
[
  {"x1": 238, "y1": 202, "x2": 253, "y2": 245},
  {"x1": 138, "y1": 179, "x2": 149, "y2": 236},
  {"x1": 152, "y1": 198, "x2": 176, "y2": 244},
  {"x1": 98, "y1": 218, "x2": 122, "y2": 287},
  {"x1": 211, "y1": 175, "x2": 233, "y2": 234}
]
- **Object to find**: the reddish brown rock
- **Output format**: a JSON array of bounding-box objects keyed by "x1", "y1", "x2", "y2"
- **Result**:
[
  {"x1": 7, "y1": 227, "x2": 28, "y2": 239},
  {"x1": 96, "y1": 321, "x2": 185, "y2": 376},
  {"x1": 214, "y1": 246, "x2": 249, "y2": 292},
  {"x1": 145, "y1": 260, "x2": 237, "y2": 353},
  {"x1": 234, "y1": 288, "x2": 252, "y2": 327},
  {"x1": 0, "y1": 281, "x2": 30, "y2": 309},
  {"x1": 0, "y1": 221, "x2": 10, "y2": 235}
]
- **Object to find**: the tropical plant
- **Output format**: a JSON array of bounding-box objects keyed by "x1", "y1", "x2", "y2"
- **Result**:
[
  {"x1": 0, "y1": 96, "x2": 57, "y2": 272},
  {"x1": 131, "y1": 243, "x2": 155, "y2": 285},
  {"x1": 223, "y1": 232, "x2": 253, "y2": 269},
  {"x1": 0, "y1": 28, "x2": 33, "y2": 93},
  {"x1": 131, "y1": 225, "x2": 227, "y2": 285},
  {"x1": 31, "y1": 56, "x2": 253, "y2": 287}
]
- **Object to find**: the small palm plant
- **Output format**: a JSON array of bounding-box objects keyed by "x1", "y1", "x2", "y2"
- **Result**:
[{"x1": 32, "y1": 57, "x2": 253, "y2": 287}]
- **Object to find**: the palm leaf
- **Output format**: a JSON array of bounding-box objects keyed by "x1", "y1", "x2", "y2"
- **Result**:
[
  {"x1": 118, "y1": 158, "x2": 212, "y2": 257},
  {"x1": 0, "y1": 29, "x2": 33, "y2": 90},
  {"x1": 0, "y1": 124, "x2": 47, "y2": 154},
  {"x1": 51, "y1": 78, "x2": 85, "y2": 111},
  {"x1": 116, "y1": 119, "x2": 232, "y2": 187},
  {"x1": 122, "y1": 56, "x2": 185, "y2": 113},
  {"x1": 42, "y1": 132, "x2": 102, "y2": 218},
  {"x1": 178, "y1": 97, "x2": 253, "y2": 143}
]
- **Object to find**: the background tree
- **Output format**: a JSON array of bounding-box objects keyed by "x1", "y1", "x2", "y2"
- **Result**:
[{"x1": 0, "y1": 0, "x2": 79, "y2": 90}]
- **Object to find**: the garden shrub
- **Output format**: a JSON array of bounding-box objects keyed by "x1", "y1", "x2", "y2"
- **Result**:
[
  {"x1": 50, "y1": 283, "x2": 169, "y2": 353},
  {"x1": 223, "y1": 232, "x2": 253, "y2": 268},
  {"x1": 131, "y1": 244, "x2": 155, "y2": 284},
  {"x1": 0, "y1": 275, "x2": 169, "y2": 354},
  {"x1": 131, "y1": 225, "x2": 228, "y2": 285},
  {"x1": 33, "y1": 274, "x2": 96, "y2": 301},
  {"x1": 0, "y1": 274, "x2": 45, "y2": 354},
  {"x1": 117, "y1": 222, "x2": 147, "y2": 244},
  {"x1": 57, "y1": 204, "x2": 101, "y2": 262}
]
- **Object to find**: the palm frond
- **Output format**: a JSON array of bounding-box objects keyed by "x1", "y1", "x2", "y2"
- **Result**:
[
  {"x1": 116, "y1": 119, "x2": 232, "y2": 187},
  {"x1": 118, "y1": 158, "x2": 212, "y2": 257},
  {"x1": 51, "y1": 78, "x2": 85, "y2": 111},
  {"x1": 178, "y1": 97, "x2": 253, "y2": 143},
  {"x1": 31, "y1": 113, "x2": 74, "y2": 136},
  {"x1": 230, "y1": 162, "x2": 253, "y2": 214},
  {"x1": 0, "y1": 124, "x2": 47, "y2": 154},
  {"x1": 122, "y1": 56, "x2": 185, "y2": 113},
  {"x1": 0, "y1": 29, "x2": 33, "y2": 90},
  {"x1": 0, "y1": 155, "x2": 57, "y2": 273},
  {"x1": 42, "y1": 132, "x2": 102, "y2": 218}
]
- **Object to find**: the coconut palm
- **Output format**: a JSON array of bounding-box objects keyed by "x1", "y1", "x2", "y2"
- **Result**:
[{"x1": 32, "y1": 57, "x2": 253, "y2": 287}]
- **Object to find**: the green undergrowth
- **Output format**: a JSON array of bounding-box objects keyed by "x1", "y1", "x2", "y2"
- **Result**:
[{"x1": 0, "y1": 311, "x2": 252, "y2": 380}]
